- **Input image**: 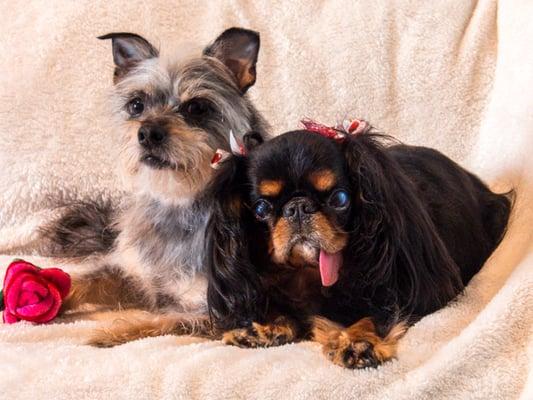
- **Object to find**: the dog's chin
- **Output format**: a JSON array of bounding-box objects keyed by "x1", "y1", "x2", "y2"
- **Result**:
[
  {"x1": 280, "y1": 231, "x2": 347, "y2": 269},
  {"x1": 286, "y1": 240, "x2": 320, "y2": 268},
  {"x1": 140, "y1": 154, "x2": 177, "y2": 170},
  {"x1": 134, "y1": 161, "x2": 213, "y2": 206}
]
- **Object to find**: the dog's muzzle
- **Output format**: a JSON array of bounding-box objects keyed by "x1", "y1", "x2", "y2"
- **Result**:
[
  {"x1": 137, "y1": 124, "x2": 176, "y2": 169},
  {"x1": 283, "y1": 197, "x2": 318, "y2": 226},
  {"x1": 138, "y1": 124, "x2": 167, "y2": 149}
]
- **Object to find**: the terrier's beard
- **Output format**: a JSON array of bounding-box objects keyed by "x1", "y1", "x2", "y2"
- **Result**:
[{"x1": 134, "y1": 161, "x2": 213, "y2": 206}]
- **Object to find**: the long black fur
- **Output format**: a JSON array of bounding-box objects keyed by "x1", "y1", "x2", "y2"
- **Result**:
[
  {"x1": 206, "y1": 139, "x2": 270, "y2": 329},
  {"x1": 206, "y1": 130, "x2": 513, "y2": 333}
]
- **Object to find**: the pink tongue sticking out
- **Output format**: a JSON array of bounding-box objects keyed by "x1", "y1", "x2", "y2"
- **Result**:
[{"x1": 319, "y1": 250, "x2": 342, "y2": 287}]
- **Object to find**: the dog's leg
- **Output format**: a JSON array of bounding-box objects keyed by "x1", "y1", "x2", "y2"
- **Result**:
[
  {"x1": 222, "y1": 316, "x2": 301, "y2": 348},
  {"x1": 88, "y1": 311, "x2": 217, "y2": 347},
  {"x1": 311, "y1": 316, "x2": 407, "y2": 369},
  {"x1": 62, "y1": 264, "x2": 148, "y2": 312}
]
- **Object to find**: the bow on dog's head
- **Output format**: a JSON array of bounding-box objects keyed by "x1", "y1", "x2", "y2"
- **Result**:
[{"x1": 207, "y1": 129, "x2": 462, "y2": 330}]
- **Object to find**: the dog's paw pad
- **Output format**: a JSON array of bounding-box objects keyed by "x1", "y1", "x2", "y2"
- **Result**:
[
  {"x1": 325, "y1": 339, "x2": 380, "y2": 369},
  {"x1": 222, "y1": 328, "x2": 259, "y2": 348},
  {"x1": 222, "y1": 322, "x2": 295, "y2": 348},
  {"x1": 252, "y1": 322, "x2": 293, "y2": 346},
  {"x1": 343, "y1": 341, "x2": 379, "y2": 369}
]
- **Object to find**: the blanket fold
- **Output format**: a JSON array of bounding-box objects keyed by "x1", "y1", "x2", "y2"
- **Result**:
[{"x1": 0, "y1": 1, "x2": 531, "y2": 399}]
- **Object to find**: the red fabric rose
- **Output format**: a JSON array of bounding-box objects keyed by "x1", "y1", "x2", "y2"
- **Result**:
[{"x1": 0, "y1": 259, "x2": 71, "y2": 324}]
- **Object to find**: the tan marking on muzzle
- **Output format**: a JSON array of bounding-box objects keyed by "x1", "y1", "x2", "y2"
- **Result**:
[
  {"x1": 310, "y1": 212, "x2": 348, "y2": 253},
  {"x1": 270, "y1": 211, "x2": 347, "y2": 265},
  {"x1": 271, "y1": 218, "x2": 292, "y2": 263}
]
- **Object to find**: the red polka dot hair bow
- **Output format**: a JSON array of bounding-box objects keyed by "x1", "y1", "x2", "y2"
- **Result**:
[
  {"x1": 301, "y1": 117, "x2": 370, "y2": 141},
  {"x1": 211, "y1": 129, "x2": 245, "y2": 169},
  {"x1": 210, "y1": 118, "x2": 371, "y2": 168}
]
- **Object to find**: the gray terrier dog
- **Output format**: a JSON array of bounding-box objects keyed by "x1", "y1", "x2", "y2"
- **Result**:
[{"x1": 44, "y1": 27, "x2": 268, "y2": 346}]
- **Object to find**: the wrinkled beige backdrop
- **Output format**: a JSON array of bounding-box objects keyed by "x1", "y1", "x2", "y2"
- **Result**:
[{"x1": 0, "y1": 1, "x2": 531, "y2": 399}]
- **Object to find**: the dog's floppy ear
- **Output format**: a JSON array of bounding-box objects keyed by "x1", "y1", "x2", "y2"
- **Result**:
[
  {"x1": 341, "y1": 135, "x2": 464, "y2": 316},
  {"x1": 98, "y1": 32, "x2": 159, "y2": 82},
  {"x1": 204, "y1": 27, "x2": 260, "y2": 93},
  {"x1": 242, "y1": 131, "x2": 264, "y2": 152},
  {"x1": 205, "y1": 155, "x2": 267, "y2": 330}
]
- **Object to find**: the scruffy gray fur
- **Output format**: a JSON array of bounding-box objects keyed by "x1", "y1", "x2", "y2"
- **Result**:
[{"x1": 44, "y1": 28, "x2": 268, "y2": 319}]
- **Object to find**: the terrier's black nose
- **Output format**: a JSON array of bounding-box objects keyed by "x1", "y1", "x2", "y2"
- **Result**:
[
  {"x1": 138, "y1": 125, "x2": 167, "y2": 148},
  {"x1": 283, "y1": 197, "x2": 318, "y2": 222}
]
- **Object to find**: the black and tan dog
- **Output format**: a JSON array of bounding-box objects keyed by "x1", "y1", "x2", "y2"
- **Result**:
[
  {"x1": 206, "y1": 128, "x2": 512, "y2": 368},
  {"x1": 42, "y1": 28, "x2": 268, "y2": 345}
]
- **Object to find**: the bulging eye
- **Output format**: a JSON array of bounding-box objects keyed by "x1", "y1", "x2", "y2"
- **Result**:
[
  {"x1": 329, "y1": 189, "x2": 350, "y2": 209},
  {"x1": 127, "y1": 97, "x2": 144, "y2": 117},
  {"x1": 182, "y1": 99, "x2": 210, "y2": 117},
  {"x1": 253, "y1": 199, "x2": 273, "y2": 220}
]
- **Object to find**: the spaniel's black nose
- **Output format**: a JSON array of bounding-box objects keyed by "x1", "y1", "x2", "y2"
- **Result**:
[{"x1": 283, "y1": 197, "x2": 318, "y2": 222}]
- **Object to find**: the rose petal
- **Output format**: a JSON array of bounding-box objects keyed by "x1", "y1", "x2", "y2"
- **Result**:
[
  {"x1": 3, "y1": 260, "x2": 39, "y2": 293},
  {"x1": 18, "y1": 291, "x2": 40, "y2": 307},
  {"x1": 3, "y1": 310, "x2": 19, "y2": 324},
  {"x1": 2, "y1": 260, "x2": 69, "y2": 324},
  {"x1": 39, "y1": 268, "x2": 71, "y2": 299},
  {"x1": 21, "y1": 280, "x2": 49, "y2": 298},
  {"x1": 4, "y1": 273, "x2": 44, "y2": 312},
  {"x1": 29, "y1": 284, "x2": 62, "y2": 323},
  {"x1": 15, "y1": 291, "x2": 54, "y2": 319}
]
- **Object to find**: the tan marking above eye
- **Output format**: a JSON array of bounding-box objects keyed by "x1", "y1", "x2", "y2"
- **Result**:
[
  {"x1": 259, "y1": 179, "x2": 284, "y2": 196},
  {"x1": 309, "y1": 170, "x2": 336, "y2": 191}
]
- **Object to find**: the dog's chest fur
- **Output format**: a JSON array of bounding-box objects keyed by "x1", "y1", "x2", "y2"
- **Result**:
[{"x1": 113, "y1": 196, "x2": 212, "y2": 312}]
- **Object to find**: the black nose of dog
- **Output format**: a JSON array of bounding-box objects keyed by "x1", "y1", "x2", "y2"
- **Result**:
[
  {"x1": 138, "y1": 125, "x2": 167, "y2": 148},
  {"x1": 283, "y1": 197, "x2": 318, "y2": 222}
]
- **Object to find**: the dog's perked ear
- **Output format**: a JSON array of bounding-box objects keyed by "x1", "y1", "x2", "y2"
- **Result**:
[
  {"x1": 98, "y1": 32, "x2": 159, "y2": 82},
  {"x1": 341, "y1": 135, "x2": 464, "y2": 317},
  {"x1": 205, "y1": 155, "x2": 268, "y2": 330},
  {"x1": 203, "y1": 27, "x2": 260, "y2": 93}
]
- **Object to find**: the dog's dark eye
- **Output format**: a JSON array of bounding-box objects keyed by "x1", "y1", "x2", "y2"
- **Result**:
[
  {"x1": 329, "y1": 190, "x2": 350, "y2": 209},
  {"x1": 127, "y1": 97, "x2": 144, "y2": 117},
  {"x1": 253, "y1": 199, "x2": 273, "y2": 220},
  {"x1": 182, "y1": 99, "x2": 210, "y2": 117}
]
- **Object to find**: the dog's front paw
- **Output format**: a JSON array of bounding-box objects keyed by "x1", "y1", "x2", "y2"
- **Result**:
[
  {"x1": 314, "y1": 317, "x2": 405, "y2": 369},
  {"x1": 222, "y1": 327, "x2": 261, "y2": 348},
  {"x1": 323, "y1": 335, "x2": 380, "y2": 369},
  {"x1": 222, "y1": 318, "x2": 296, "y2": 348}
]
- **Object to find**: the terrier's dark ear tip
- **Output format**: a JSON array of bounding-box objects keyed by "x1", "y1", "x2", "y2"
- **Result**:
[
  {"x1": 97, "y1": 32, "x2": 147, "y2": 42},
  {"x1": 223, "y1": 27, "x2": 260, "y2": 41},
  {"x1": 97, "y1": 33, "x2": 115, "y2": 41}
]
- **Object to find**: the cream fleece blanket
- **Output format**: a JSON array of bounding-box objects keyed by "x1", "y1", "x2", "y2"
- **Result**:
[{"x1": 0, "y1": 1, "x2": 532, "y2": 399}]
